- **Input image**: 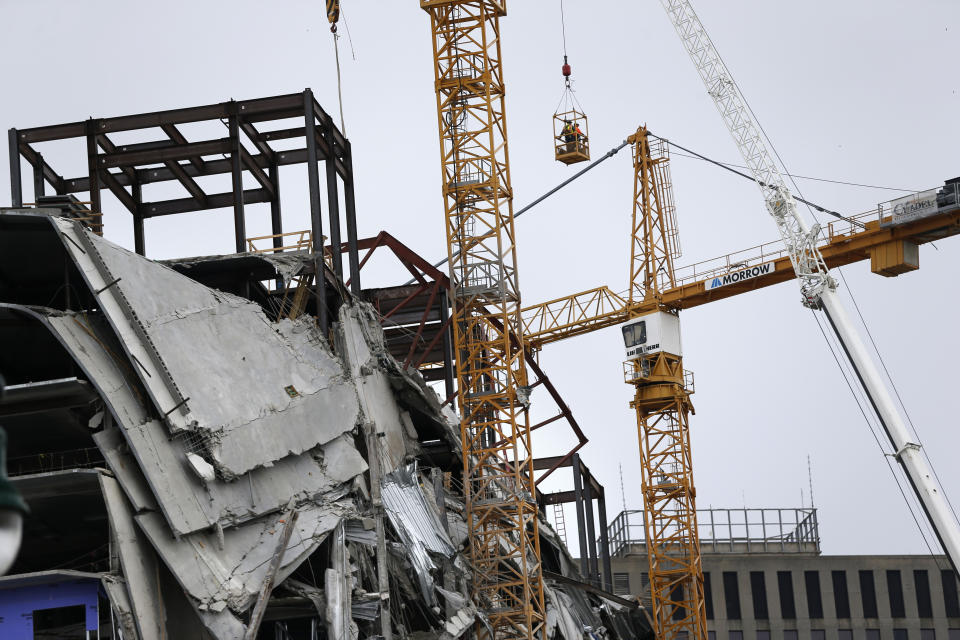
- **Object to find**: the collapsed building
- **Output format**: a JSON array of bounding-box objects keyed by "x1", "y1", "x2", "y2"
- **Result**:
[{"x1": 0, "y1": 93, "x2": 651, "y2": 639}]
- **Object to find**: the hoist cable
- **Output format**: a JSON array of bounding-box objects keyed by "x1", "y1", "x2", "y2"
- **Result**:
[
  {"x1": 332, "y1": 31, "x2": 346, "y2": 135},
  {"x1": 405, "y1": 137, "x2": 631, "y2": 283},
  {"x1": 649, "y1": 132, "x2": 865, "y2": 229},
  {"x1": 559, "y1": 0, "x2": 568, "y2": 58}
]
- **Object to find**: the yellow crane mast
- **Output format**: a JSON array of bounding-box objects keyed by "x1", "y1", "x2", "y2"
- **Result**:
[
  {"x1": 419, "y1": 2, "x2": 545, "y2": 639},
  {"x1": 624, "y1": 128, "x2": 706, "y2": 640}
]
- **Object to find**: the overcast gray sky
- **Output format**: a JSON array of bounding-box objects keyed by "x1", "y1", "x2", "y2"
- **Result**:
[{"x1": 2, "y1": 0, "x2": 958, "y2": 556}]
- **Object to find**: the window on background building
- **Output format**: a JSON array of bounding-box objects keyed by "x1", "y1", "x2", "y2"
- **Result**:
[
  {"x1": 832, "y1": 570, "x2": 851, "y2": 619},
  {"x1": 677, "y1": 633, "x2": 689, "y2": 640},
  {"x1": 724, "y1": 572, "x2": 742, "y2": 620},
  {"x1": 916, "y1": 570, "x2": 933, "y2": 619},
  {"x1": 893, "y1": 629, "x2": 909, "y2": 640},
  {"x1": 784, "y1": 630, "x2": 798, "y2": 640},
  {"x1": 33, "y1": 606, "x2": 86, "y2": 638},
  {"x1": 805, "y1": 571, "x2": 824, "y2": 619},
  {"x1": 705, "y1": 572, "x2": 714, "y2": 620},
  {"x1": 948, "y1": 631, "x2": 960, "y2": 640},
  {"x1": 921, "y1": 629, "x2": 936, "y2": 640},
  {"x1": 673, "y1": 584, "x2": 686, "y2": 622},
  {"x1": 613, "y1": 573, "x2": 630, "y2": 596},
  {"x1": 778, "y1": 571, "x2": 797, "y2": 619},
  {"x1": 860, "y1": 570, "x2": 879, "y2": 618},
  {"x1": 730, "y1": 632, "x2": 743, "y2": 640},
  {"x1": 751, "y1": 572, "x2": 769, "y2": 620},
  {"x1": 757, "y1": 631, "x2": 771, "y2": 640},
  {"x1": 838, "y1": 630, "x2": 853, "y2": 640},
  {"x1": 865, "y1": 630, "x2": 881, "y2": 640},
  {"x1": 888, "y1": 570, "x2": 906, "y2": 618},
  {"x1": 943, "y1": 570, "x2": 960, "y2": 618},
  {"x1": 708, "y1": 632, "x2": 716, "y2": 640},
  {"x1": 811, "y1": 630, "x2": 825, "y2": 640}
]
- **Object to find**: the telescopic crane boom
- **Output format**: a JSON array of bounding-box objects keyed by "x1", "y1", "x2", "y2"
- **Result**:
[{"x1": 657, "y1": 0, "x2": 960, "y2": 575}]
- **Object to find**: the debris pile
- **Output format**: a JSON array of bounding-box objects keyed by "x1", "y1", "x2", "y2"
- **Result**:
[{"x1": 0, "y1": 210, "x2": 650, "y2": 640}]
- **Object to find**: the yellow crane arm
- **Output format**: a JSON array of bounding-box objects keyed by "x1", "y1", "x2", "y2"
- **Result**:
[{"x1": 522, "y1": 203, "x2": 960, "y2": 350}]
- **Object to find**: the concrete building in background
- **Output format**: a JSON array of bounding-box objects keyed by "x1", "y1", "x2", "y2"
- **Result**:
[{"x1": 604, "y1": 508, "x2": 960, "y2": 640}]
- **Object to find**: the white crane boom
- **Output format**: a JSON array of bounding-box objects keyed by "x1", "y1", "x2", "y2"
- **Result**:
[{"x1": 658, "y1": 0, "x2": 960, "y2": 575}]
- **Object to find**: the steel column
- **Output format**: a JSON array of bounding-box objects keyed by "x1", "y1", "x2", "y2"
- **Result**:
[
  {"x1": 269, "y1": 161, "x2": 284, "y2": 288},
  {"x1": 439, "y1": 290, "x2": 455, "y2": 400},
  {"x1": 32, "y1": 152, "x2": 45, "y2": 200},
  {"x1": 85, "y1": 123, "x2": 101, "y2": 216},
  {"x1": 572, "y1": 453, "x2": 589, "y2": 578},
  {"x1": 324, "y1": 122, "x2": 344, "y2": 279},
  {"x1": 343, "y1": 141, "x2": 361, "y2": 295},
  {"x1": 8, "y1": 129, "x2": 21, "y2": 207},
  {"x1": 304, "y1": 89, "x2": 328, "y2": 335},
  {"x1": 597, "y1": 489, "x2": 613, "y2": 592},
  {"x1": 582, "y1": 464, "x2": 600, "y2": 586},
  {"x1": 228, "y1": 110, "x2": 246, "y2": 254},
  {"x1": 132, "y1": 181, "x2": 145, "y2": 256},
  {"x1": 269, "y1": 162, "x2": 282, "y2": 244}
]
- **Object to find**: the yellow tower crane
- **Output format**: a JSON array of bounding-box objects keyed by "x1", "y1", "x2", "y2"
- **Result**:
[
  {"x1": 519, "y1": 131, "x2": 960, "y2": 640},
  {"x1": 419, "y1": 2, "x2": 545, "y2": 640},
  {"x1": 621, "y1": 129, "x2": 706, "y2": 640}
]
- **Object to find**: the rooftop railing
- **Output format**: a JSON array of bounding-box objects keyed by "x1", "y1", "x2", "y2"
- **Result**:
[{"x1": 608, "y1": 507, "x2": 820, "y2": 556}]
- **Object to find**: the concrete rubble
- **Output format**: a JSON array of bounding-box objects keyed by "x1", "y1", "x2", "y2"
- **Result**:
[{"x1": 0, "y1": 211, "x2": 651, "y2": 640}]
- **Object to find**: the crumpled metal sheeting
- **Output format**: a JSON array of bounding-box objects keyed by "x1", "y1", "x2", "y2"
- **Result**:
[
  {"x1": 56, "y1": 222, "x2": 362, "y2": 478},
  {"x1": 136, "y1": 498, "x2": 356, "y2": 616},
  {"x1": 344, "y1": 519, "x2": 378, "y2": 546},
  {"x1": 46, "y1": 310, "x2": 367, "y2": 536},
  {"x1": 545, "y1": 585, "x2": 593, "y2": 640},
  {"x1": 381, "y1": 463, "x2": 456, "y2": 605}
]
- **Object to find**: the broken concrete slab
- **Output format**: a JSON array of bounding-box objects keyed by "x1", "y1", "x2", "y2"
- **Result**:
[
  {"x1": 53, "y1": 218, "x2": 362, "y2": 478},
  {"x1": 43, "y1": 307, "x2": 367, "y2": 536},
  {"x1": 99, "y1": 473, "x2": 166, "y2": 640},
  {"x1": 100, "y1": 576, "x2": 141, "y2": 640},
  {"x1": 136, "y1": 499, "x2": 356, "y2": 614}
]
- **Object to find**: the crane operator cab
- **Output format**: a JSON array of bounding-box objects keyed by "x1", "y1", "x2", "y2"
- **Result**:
[{"x1": 621, "y1": 312, "x2": 682, "y2": 379}]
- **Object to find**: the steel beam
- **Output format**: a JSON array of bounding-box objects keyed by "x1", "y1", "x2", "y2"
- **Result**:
[{"x1": 140, "y1": 188, "x2": 270, "y2": 218}]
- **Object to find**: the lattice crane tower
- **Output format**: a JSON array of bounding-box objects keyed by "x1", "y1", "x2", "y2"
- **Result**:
[
  {"x1": 625, "y1": 127, "x2": 707, "y2": 640},
  {"x1": 420, "y1": 2, "x2": 546, "y2": 639}
]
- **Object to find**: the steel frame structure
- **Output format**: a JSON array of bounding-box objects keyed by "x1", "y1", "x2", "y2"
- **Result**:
[
  {"x1": 7, "y1": 90, "x2": 361, "y2": 335},
  {"x1": 535, "y1": 453, "x2": 613, "y2": 592},
  {"x1": 420, "y1": 1, "x2": 545, "y2": 638}
]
